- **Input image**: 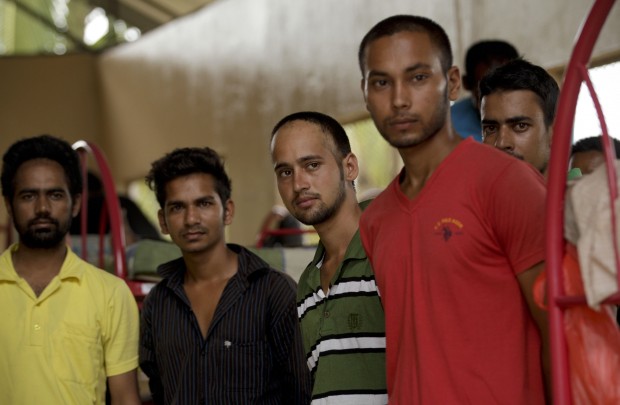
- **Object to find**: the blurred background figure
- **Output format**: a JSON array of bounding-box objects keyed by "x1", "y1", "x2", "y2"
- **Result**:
[
  {"x1": 256, "y1": 205, "x2": 303, "y2": 247},
  {"x1": 70, "y1": 171, "x2": 161, "y2": 245},
  {"x1": 570, "y1": 135, "x2": 620, "y2": 175},
  {"x1": 451, "y1": 40, "x2": 519, "y2": 141}
]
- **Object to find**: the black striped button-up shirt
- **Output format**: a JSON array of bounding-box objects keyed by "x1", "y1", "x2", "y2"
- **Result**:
[{"x1": 139, "y1": 244, "x2": 311, "y2": 404}]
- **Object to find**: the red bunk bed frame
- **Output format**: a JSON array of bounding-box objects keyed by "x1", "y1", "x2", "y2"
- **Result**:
[
  {"x1": 546, "y1": 0, "x2": 619, "y2": 403},
  {"x1": 72, "y1": 140, "x2": 155, "y2": 305}
]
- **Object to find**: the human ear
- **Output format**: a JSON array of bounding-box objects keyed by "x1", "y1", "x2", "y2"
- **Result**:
[{"x1": 157, "y1": 209, "x2": 169, "y2": 235}]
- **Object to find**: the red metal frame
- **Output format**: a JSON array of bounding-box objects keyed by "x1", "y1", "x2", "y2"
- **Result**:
[
  {"x1": 72, "y1": 140, "x2": 154, "y2": 304},
  {"x1": 545, "y1": 0, "x2": 618, "y2": 403}
]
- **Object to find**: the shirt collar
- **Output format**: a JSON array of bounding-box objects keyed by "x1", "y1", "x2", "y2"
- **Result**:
[
  {"x1": 0, "y1": 243, "x2": 85, "y2": 282},
  {"x1": 156, "y1": 243, "x2": 271, "y2": 289}
]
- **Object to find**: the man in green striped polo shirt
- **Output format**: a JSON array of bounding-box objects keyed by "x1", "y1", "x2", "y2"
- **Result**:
[{"x1": 270, "y1": 111, "x2": 387, "y2": 404}]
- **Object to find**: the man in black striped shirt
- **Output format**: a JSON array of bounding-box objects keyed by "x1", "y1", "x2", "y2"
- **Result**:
[{"x1": 140, "y1": 147, "x2": 311, "y2": 404}]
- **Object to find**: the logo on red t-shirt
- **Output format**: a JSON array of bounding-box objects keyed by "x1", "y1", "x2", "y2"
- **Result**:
[{"x1": 433, "y1": 217, "x2": 464, "y2": 241}]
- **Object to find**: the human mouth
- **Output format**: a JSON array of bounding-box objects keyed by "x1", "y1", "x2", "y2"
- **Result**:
[
  {"x1": 182, "y1": 228, "x2": 207, "y2": 240},
  {"x1": 388, "y1": 116, "x2": 418, "y2": 131},
  {"x1": 294, "y1": 194, "x2": 319, "y2": 209},
  {"x1": 502, "y1": 150, "x2": 524, "y2": 161},
  {"x1": 29, "y1": 218, "x2": 57, "y2": 230}
]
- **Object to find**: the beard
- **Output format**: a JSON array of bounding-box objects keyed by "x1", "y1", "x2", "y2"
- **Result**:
[
  {"x1": 296, "y1": 184, "x2": 346, "y2": 226},
  {"x1": 380, "y1": 85, "x2": 449, "y2": 149},
  {"x1": 17, "y1": 214, "x2": 71, "y2": 249},
  {"x1": 293, "y1": 167, "x2": 347, "y2": 226}
]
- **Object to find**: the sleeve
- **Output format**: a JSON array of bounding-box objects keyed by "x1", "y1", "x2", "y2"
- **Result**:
[
  {"x1": 102, "y1": 279, "x2": 140, "y2": 377},
  {"x1": 487, "y1": 160, "x2": 546, "y2": 274},
  {"x1": 139, "y1": 293, "x2": 165, "y2": 405},
  {"x1": 268, "y1": 274, "x2": 312, "y2": 404}
]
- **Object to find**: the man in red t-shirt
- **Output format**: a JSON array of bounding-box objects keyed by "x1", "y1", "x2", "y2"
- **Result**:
[{"x1": 358, "y1": 15, "x2": 550, "y2": 404}]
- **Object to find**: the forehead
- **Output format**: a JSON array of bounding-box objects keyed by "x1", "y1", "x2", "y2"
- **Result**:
[
  {"x1": 271, "y1": 120, "x2": 334, "y2": 160},
  {"x1": 164, "y1": 173, "x2": 220, "y2": 202},
  {"x1": 363, "y1": 31, "x2": 441, "y2": 75},
  {"x1": 14, "y1": 158, "x2": 69, "y2": 190},
  {"x1": 481, "y1": 89, "x2": 544, "y2": 118}
]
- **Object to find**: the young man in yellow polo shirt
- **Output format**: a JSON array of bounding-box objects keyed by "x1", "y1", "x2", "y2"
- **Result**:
[{"x1": 0, "y1": 135, "x2": 140, "y2": 404}]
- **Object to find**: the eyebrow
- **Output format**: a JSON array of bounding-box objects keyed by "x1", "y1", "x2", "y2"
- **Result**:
[
  {"x1": 482, "y1": 116, "x2": 532, "y2": 125},
  {"x1": 367, "y1": 63, "x2": 432, "y2": 78},
  {"x1": 274, "y1": 154, "x2": 323, "y2": 172},
  {"x1": 17, "y1": 187, "x2": 66, "y2": 194},
  {"x1": 505, "y1": 116, "x2": 533, "y2": 125}
]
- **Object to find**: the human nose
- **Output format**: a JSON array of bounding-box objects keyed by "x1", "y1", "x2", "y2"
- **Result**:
[
  {"x1": 391, "y1": 81, "x2": 411, "y2": 110},
  {"x1": 184, "y1": 205, "x2": 199, "y2": 225},
  {"x1": 495, "y1": 127, "x2": 514, "y2": 152},
  {"x1": 35, "y1": 195, "x2": 51, "y2": 215},
  {"x1": 293, "y1": 170, "x2": 309, "y2": 193}
]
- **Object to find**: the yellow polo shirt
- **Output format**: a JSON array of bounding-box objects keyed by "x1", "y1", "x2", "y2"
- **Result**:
[{"x1": 0, "y1": 244, "x2": 139, "y2": 404}]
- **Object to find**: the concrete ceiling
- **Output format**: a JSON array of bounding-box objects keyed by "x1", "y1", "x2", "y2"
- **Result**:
[{"x1": 103, "y1": 0, "x2": 216, "y2": 32}]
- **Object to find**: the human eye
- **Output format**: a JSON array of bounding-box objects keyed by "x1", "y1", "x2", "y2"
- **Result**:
[
  {"x1": 277, "y1": 168, "x2": 292, "y2": 178},
  {"x1": 167, "y1": 203, "x2": 182, "y2": 213},
  {"x1": 412, "y1": 74, "x2": 428, "y2": 82},
  {"x1": 481, "y1": 125, "x2": 497, "y2": 143},
  {"x1": 20, "y1": 192, "x2": 35, "y2": 201},
  {"x1": 514, "y1": 122, "x2": 530, "y2": 132},
  {"x1": 50, "y1": 191, "x2": 65, "y2": 200},
  {"x1": 198, "y1": 199, "x2": 213, "y2": 208},
  {"x1": 307, "y1": 162, "x2": 320, "y2": 171},
  {"x1": 370, "y1": 78, "x2": 389, "y2": 89},
  {"x1": 482, "y1": 125, "x2": 497, "y2": 136}
]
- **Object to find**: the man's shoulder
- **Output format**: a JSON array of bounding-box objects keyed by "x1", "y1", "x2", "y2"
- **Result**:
[
  {"x1": 451, "y1": 97, "x2": 475, "y2": 113},
  {"x1": 237, "y1": 245, "x2": 298, "y2": 291},
  {"x1": 66, "y1": 249, "x2": 127, "y2": 287},
  {"x1": 452, "y1": 140, "x2": 525, "y2": 171},
  {"x1": 360, "y1": 183, "x2": 397, "y2": 222}
]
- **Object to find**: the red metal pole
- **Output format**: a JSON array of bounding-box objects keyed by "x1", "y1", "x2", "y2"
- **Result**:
[{"x1": 545, "y1": 1, "x2": 616, "y2": 403}]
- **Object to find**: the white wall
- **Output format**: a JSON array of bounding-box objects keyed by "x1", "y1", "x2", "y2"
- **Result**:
[{"x1": 98, "y1": 0, "x2": 620, "y2": 244}]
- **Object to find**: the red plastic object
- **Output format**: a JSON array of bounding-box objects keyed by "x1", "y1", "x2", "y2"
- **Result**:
[{"x1": 545, "y1": 0, "x2": 618, "y2": 403}]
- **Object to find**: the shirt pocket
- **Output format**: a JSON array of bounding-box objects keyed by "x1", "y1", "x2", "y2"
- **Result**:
[
  {"x1": 213, "y1": 336, "x2": 268, "y2": 393},
  {"x1": 52, "y1": 321, "x2": 102, "y2": 385}
]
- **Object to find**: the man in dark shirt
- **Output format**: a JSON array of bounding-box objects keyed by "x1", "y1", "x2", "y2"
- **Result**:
[{"x1": 139, "y1": 146, "x2": 311, "y2": 404}]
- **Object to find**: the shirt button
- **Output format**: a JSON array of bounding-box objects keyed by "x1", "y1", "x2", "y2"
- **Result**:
[
  {"x1": 34, "y1": 324, "x2": 41, "y2": 331},
  {"x1": 324, "y1": 311, "x2": 330, "y2": 318}
]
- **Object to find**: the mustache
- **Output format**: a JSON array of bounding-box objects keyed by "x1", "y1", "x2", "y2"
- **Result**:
[
  {"x1": 294, "y1": 191, "x2": 321, "y2": 201},
  {"x1": 502, "y1": 150, "x2": 524, "y2": 161},
  {"x1": 387, "y1": 114, "x2": 420, "y2": 124},
  {"x1": 182, "y1": 226, "x2": 208, "y2": 234},
  {"x1": 28, "y1": 214, "x2": 59, "y2": 228}
]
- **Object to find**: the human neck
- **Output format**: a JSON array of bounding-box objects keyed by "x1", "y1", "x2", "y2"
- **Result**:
[
  {"x1": 182, "y1": 242, "x2": 237, "y2": 283},
  {"x1": 314, "y1": 196, "x2": 361, "y2": 262},
  {"x1": 12, "y1": 243, "x2": 67, "y2": 281},
  {"x1": 398, "y1": 127, "x2": 462, "y2": 199}
]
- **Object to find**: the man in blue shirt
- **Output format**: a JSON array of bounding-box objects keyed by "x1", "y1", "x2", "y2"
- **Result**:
[{"x1": 451, "y1": 40, "x2": 519, "y2": 141}]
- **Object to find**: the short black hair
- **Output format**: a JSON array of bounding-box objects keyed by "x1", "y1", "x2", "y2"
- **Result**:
[
  {"x1": 464, "y1": 40, "x2": 519, "y2": 76},
  {"x1": 271, "y1": 111, "x2": 352, "y2": 160},
  {"x1": 571, "y1": 135, "x2": 620, "y2": 157},
  {"x1": 479, "y1": 58, "x2": 559, "y2": 127},
  {"x1": 358, "y1": 15, "x2": 453, "y2": 75},
  {"x1": 1, "y1": 134, "x2": 82, "y2": 201},
  {"x1": 146, "y1": 147, "x2": 232, "y2": 208}
]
